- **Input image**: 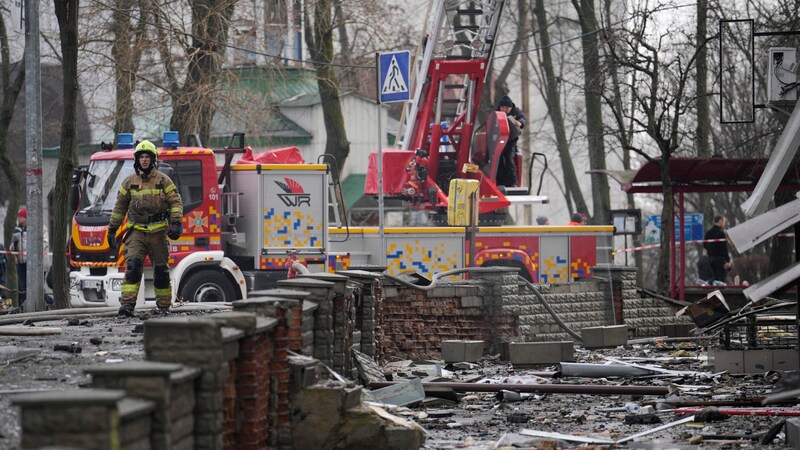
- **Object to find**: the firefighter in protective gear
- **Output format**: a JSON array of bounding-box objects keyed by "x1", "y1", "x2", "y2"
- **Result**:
[{"x1": 107, "y1": 140, "x2": 183, "y2": 317}]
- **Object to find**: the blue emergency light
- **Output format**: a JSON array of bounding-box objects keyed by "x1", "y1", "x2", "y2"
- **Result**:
[
  {"x1": 163, "y1": 131, "x2": 179, "y2": 149},
  {"x1": 117, "y1": 133, "x2": 134, "y2": 149}
]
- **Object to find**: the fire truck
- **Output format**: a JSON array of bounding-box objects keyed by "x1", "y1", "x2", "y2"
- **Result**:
[
  {"x1": 68, "y1": 132, "x2": 329, "y2": 307},
  {"x1": 68, "y1": 132, "x2": 613, "y2": 308}
]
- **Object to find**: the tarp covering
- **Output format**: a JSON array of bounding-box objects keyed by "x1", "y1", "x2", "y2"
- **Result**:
[
  {"x1": 236, "y1": 146, "x2": 305, "y2": 164},
  {"x1": 364, "y1": 149, "x2": 415, "y2": 195}
]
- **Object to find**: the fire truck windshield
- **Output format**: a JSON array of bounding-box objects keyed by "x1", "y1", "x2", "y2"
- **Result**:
[{"x1": 80, "y1": 160, "x2": 134, "y2": 213}]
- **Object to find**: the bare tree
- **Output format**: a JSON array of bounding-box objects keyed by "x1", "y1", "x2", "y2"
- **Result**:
[
  {"x1": 111, "y1": 0, "x2": 148, "y2": 137},
  {"x1": 153, "y1": 0, "x2": 236, "y2": 145},
  {"x1": 601, "y1": 0, "x2": 643, "y2": 283},
  {"x1": 572, "y1": 0, "x2": 610, "y2": 224},
  {"x1": 533, "y1": 0, "x2": 588, "y2": 216},
  {"x1": 52, "y1": 0, "x2": 79, "y2": 309},
  {"x1": 0, "y1": 10, "x2": 23, "y2": 300},
  {"x1": 304, "y1": 0, "x2": 350, "y2": 170},
  {"x1": 606, "y1": 7, "x2": 702, "y2": 293}
]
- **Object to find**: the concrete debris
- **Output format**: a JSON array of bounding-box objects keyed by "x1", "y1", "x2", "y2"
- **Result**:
[
  {"x1": 624, "y1": 413, "x2": 662, "y2": 424},
  {"x1": 0, "y1": 326, "x2": 61, "y2": 336},
  {"x1": 53, "y1": 342, "x2": 82, "y2": 354},
  {"x1": 352, "y1": 348, "x2": 387, "y2": 384},
  {"x1": 0, "y1": 346, "x2": 40, "y2": 364},
  {"x1": 363, "y1": 377, "x2": 425, "y2": 406}
]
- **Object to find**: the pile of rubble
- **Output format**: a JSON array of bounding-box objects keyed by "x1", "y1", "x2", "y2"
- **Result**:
[{"x1": 355, "y1": 341, "x2": 797, "y2": 449}]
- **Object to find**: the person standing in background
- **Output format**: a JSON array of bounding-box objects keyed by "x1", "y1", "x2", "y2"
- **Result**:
[
  {"x1": 704, "y1": 215, "x2": 731, "y2": 284},
  {"x1": 9, "y1": 209, "x2": 50, "y2": 307}
]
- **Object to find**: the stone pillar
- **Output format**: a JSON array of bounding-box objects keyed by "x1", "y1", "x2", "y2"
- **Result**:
[
  {"x1": 337, "y1": 270, "x2": 381, "y2": 358},
  {"x1": 85, "y1": 361, "x2": 199, "y2": 450},
  {"x1": 595, "y1": 265, "x2": 637, "y2": 325},
  {"x1": 207, "y1": 312, "x2": 277, "y2": 450},
  {"x1": 12, "y1": 389, "x2": 152, "y2": 450},
  {"x1": 144, "y1": 317, "x2": 244, "y2": 450},
  {"x1": 233, "y1": 297, "x2": 294, "y2": 448},
  {"x1": 251, "y1": 289, "x2": 318, "y2": 356},
  {"x1": 298, "y1": 273, "x2": 352, "y2": 375},
  {"x1": 471, "y1": 267, "x2": 521, "y2": 352},
  {"x1": 277, "y1": 278, "x2": 336, "y2": 368}
]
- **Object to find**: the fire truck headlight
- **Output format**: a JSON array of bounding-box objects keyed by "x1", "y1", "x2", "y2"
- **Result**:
[{"x1": 111, "y1": 279, "x2": 123, "y2": 291}]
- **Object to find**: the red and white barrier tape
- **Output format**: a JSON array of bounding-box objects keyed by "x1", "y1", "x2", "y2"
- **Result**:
[
  {"x1": 616, "y1": 238, "x2": 726, "y2": 254},
  {"x1": 0, "y1": 250, "x2": 54, "y2": 256}
]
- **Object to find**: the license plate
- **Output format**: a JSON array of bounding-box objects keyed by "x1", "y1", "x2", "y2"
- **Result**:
[{"x1": 82, "y1": 280, "x2": 101, "y2": 290}]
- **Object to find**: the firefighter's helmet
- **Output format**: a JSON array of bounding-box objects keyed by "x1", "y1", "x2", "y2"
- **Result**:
[
  {"x1": 133, "y1": 140, "x2": 158, "y2": 176},
  {"x1": 134, "y1": 140, "x2": 158, "y2": 162}
]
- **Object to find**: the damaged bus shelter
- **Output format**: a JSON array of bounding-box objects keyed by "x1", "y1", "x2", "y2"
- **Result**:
[{"x1": 593, "y1": 157, "x2": 800, "y2": 301}]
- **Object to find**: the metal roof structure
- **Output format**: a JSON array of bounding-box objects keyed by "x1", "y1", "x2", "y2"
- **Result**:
[{"x1": 594, "y1": 157, "x2": 800, "y2": 194}]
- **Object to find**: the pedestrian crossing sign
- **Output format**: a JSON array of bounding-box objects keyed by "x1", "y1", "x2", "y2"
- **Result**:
[{"x1": 377, "y1": 51, "x2": 410, "y2": 103}]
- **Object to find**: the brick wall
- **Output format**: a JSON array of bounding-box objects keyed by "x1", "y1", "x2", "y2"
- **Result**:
[
  {"x1": 378, "y1": 281, "x2": 516, "y2": 360},
  {"x1": 376, "y1": 267, "x2": 690, "y2": 359}
]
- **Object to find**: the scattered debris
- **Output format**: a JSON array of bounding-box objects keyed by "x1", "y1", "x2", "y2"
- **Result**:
[
  {"x1": 0, "y1": 326, "x2": 62, "y2": 336},
  {"x1": 676, "y1": 406, "x2": 800, "y2": 417},
  {"x1": 0, "y1": 346, "x2": 40, "y2": 364},
  {"x1": 624, "y1": 414, "x2": 662, "y2": 424},
  {"x1": 519, "y1": 429, "x2": 614, "y2": 445},
  {"x1": 352, "y1": 348, "x2": 387, "y2": 384},
  {"x1": 363, "y1": 377, "x2": 425, "y2": 407},
  {"x1": 53, "y1": 343, "x2": 82, "y2": 354},
  {"x1": 506, "y1": 412, "x2": 529, "y2": 423},
  {"x1": 89, "y1": 337, "x2": 103, "y2": 346},
  {"x1": 691, "y1": 408, "x2": 731, "y2": 422},
  {"x1": 496, "y1": 389, "x2": 536, "y2": 402}
]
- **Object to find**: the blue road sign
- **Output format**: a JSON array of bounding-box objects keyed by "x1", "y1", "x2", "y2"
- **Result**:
[
  {"x1": 377, "y1": 51, "x2": 410, "y2": 104},
  {"x1": 644, "y1": 213, "x2": 704, "y2": 244}
]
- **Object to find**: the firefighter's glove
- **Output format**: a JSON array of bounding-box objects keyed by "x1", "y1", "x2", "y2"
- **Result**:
[
  {"x1": 167, "y1": 221, "x2": 182, "y2": 240},
  {"x1": 107, "y1": 227, "x2": 119, "y2": 250}
]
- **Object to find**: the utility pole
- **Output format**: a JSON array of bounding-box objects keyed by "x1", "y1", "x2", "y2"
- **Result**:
[
  {"x1": 24, "y1": 0, "x2": 44, "y2": 312},
  {"x1": 519, "y1": 0, "x2": 531, "y2": 225}
]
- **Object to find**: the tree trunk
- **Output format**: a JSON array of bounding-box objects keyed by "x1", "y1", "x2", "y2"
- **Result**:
[
  {"x1": 305, "y1": 0, "x2": 350, "y2": 170},
  {"x1": 169, "y1": 0, "x2": 235, "y2": 144},
  {"x1": 657, "y1": 156, "x2": 673, "y2": 294},
  {"x1": 535, "y1": 0, "x2": 588, "y2": 214},
  {"x1": 603, "y1": 0, "x2": 641, "y2": 280},
  {"x1": 695, "y1": 0, "x2": 712, "y2": 229},
  {"x1": 520, "y1": 0, "x2": 531, "y2": 224},
  {"x1": 573, "y1": 0, "x2": 610, "y2": 223},
  {"x1": 0, "y1": 14, "x2": 24, "y2": 304},
  {"x1": 111, "y1": 0, "x2": 146, "y2": 137},
  {"x1": 112, "y1": 0, "x2": 134, "y2": 135},
  {"x1": 53, "y1": 0, "x2": 80, "y2": 309}
]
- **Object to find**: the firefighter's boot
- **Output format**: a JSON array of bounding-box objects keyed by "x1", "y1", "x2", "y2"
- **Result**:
[
  {"x1": 118, "y1": 303, "x2": 135, "y2": 317},
  {"x1": 151, "y1": 307, "x2": 170, "y2": 317}
]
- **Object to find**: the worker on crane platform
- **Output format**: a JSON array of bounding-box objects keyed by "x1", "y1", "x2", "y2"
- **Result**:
[{"x1": 496, "y1": 96, "x2": 527, "y2": 187}]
